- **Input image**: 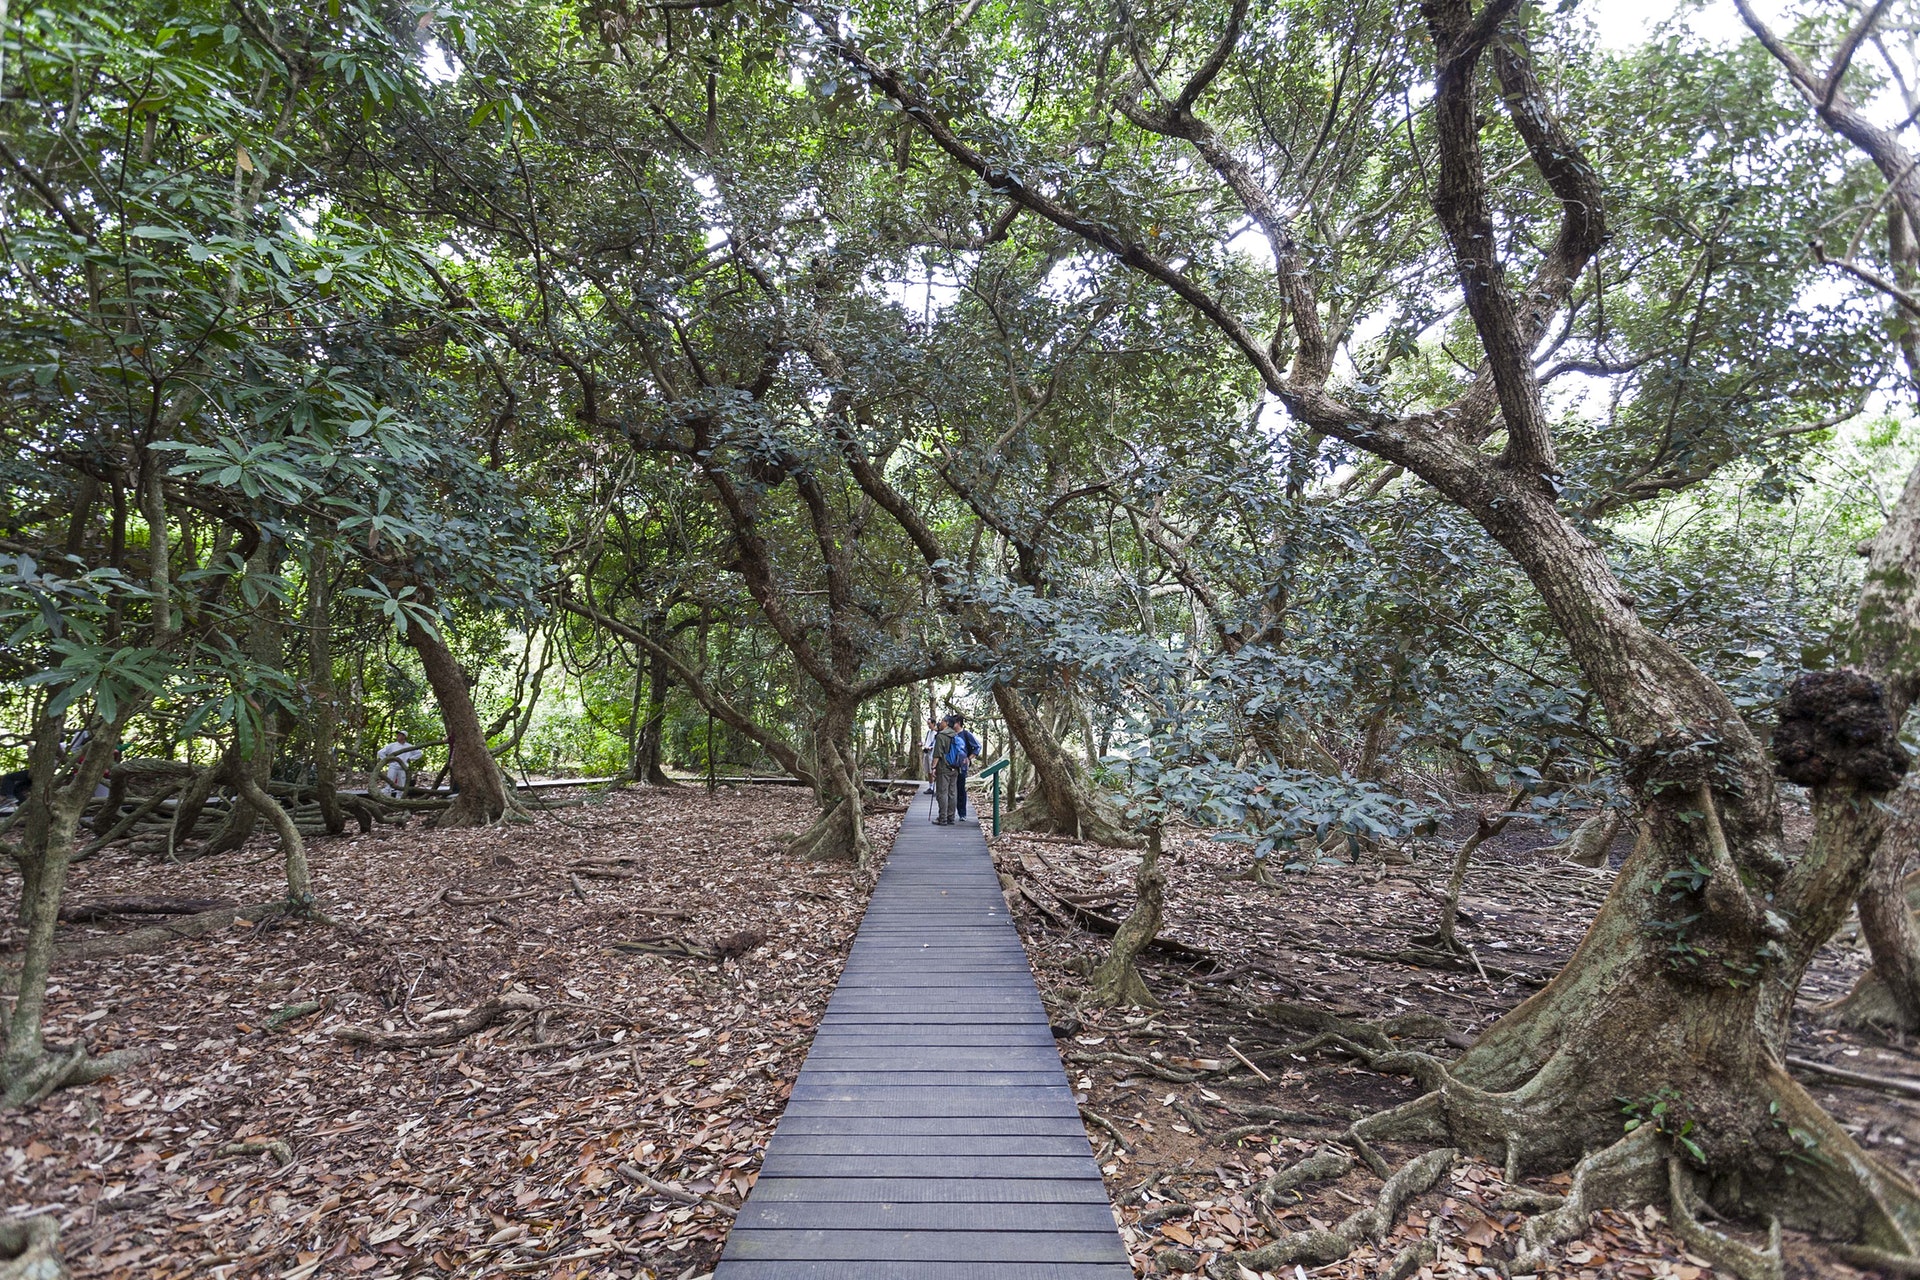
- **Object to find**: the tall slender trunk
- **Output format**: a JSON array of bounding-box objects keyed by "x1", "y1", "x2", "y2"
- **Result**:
[
  {"x1": 405, "y1": 614, "x2": 509, "y2": 826},
  {"x1": 307, "y1": 546, "x2": 345, "y2": 835},
  {"x1": 140, "y1": 452, "x2": 172, "y2": 646},
  {"x1": 3, "y1": 712, "x2": 129, "y2": 1099},
  {"x1": 9, "y1": 709, "x2": 65, "y2": 927},
  {"x1": 203, "y1": 541, "x2": 282, "y2": 855}
]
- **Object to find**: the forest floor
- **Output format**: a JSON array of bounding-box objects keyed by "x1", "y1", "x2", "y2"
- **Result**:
[
  {"x1": 995, "y1": 800, "x2": 1911, "y2": 1280},
  {"x1": 2, "y1": 786, "x2": 1911, "y2": 1280},
  {"x1": 1, "y1": 785, "x2": 887, "y2": 1280}
]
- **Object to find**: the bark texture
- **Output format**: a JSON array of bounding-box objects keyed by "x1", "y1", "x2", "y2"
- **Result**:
[
  {"x1": 994, "y1": 684, "x2": 1136, "y2": 846},
  {"x1": 406, "y1": 614, "x2": 509, "y2": 826},
  {"x1": 1090, "y1": 826, "x2": 1164, "y2": 1007}
]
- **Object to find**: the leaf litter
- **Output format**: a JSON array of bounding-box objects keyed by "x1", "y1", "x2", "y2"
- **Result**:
[
  {"x1": 1, "y1": 785, "x2": 893, "y2": 1280},
  {"x1": 992, "y1": 814, "x2": 1907, "y2": 1280},
  {"x1": 7, "y1": 790, "x2": 1911, "y2": 1280}
]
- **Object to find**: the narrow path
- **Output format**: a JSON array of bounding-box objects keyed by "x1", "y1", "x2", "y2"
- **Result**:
[{"x1": 715, "y1": 801, "x2": 1131, "y2": 1279}]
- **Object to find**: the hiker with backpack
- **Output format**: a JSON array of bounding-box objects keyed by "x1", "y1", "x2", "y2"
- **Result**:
[
  {"x1": 936, "y1": 713, "x2": 982, "y2": 824},
  {"x1": 932, "y1": 716, "x2": 960, "y2": 824},
  {"x1": 951, "y1": 714, "x2": 981, "y2": 819}
]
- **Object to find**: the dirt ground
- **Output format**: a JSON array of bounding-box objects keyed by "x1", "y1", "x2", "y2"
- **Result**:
[
  {"x1": 3, "y1": 786, "x2": 1913, "y2": 1279},
  {"x1": 992, "y1": 806, "x2": 1913, "y2": 1280},
  {"x1": 1, "y1": 785, "x2": 888, "y2": 1279}
]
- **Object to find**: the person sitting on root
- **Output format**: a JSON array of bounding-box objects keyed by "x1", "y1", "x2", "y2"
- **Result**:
[{"x1": 377, "y1": 730, "x2": 423, "y2": 797}]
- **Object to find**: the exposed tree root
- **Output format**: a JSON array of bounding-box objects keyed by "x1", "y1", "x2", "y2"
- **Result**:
[
  {"x1": 1065, "y1": 1050, "x2": 1203, "y2": 1083},
  {"x1": 0, "y1": 1043, "x2": 151, "y2": 1109},
  {"x1": 1544, "y1": 809, "x2": 1628, "y2": 867},
  {"x1": 1217, "y1": 1146, "x2": 1456, "y2": 1272},
  {"x1": 1669, "y1": 1158, "x2": 1782, "y2": 1280},
  {"x1": 57, "y1": 896, "x2": 232, "y2": 923},
  {"x1": 332, "y1": 992, "x2": 540, "y2": 1050},
  {"x1": 0, "y1": 1215, "x2": 65, "y2": 1280},
  {"x1": 1224, "y1": 857, "x2": 1282, "y2": 887},
  {"x1": 0, "y1": 900, "x2": 285, "y2": 991},
  {"x1": 1251, "y1": 1145, "x2": 1352, "y2": 1205},
  {"x1": 1079, "y1": 1106, "x2": 1135, "y2": 1153}
]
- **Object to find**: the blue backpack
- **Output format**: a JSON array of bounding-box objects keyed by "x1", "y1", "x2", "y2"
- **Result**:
[{"x1": 945, "y1": 729, "x2": 979, "y2": 766}]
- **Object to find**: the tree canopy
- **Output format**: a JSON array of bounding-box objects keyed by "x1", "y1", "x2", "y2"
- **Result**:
[{"x1": 12, "y1": 0, "x2": 1920, "y2": 1272}]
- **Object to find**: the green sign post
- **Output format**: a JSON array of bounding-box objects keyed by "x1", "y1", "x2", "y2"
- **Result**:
[{"x1": 979, "y1": 758, "x2": 1009, "y2": 837}]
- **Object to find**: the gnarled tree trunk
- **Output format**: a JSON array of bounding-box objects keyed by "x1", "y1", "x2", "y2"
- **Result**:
[
  {"x1": 632, "y1": 645, "x2": 674, "y2": 786},
  {"x1": 1090, "y1": 825, "x2": 1163, "y2": 1007},
  {"x1": 994, "y1": 684, "x2": 1136, "y2": 846},
  {"x1": 406, "y1": 614, "x2": 510, "y2": 826},
  {"x1": 789, "y1": 698, "x2": 870, "y2": 867}
]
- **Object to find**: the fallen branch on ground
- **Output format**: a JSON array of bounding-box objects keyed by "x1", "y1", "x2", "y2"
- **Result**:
[
  {"x1": 443, "y1": 887, "x2": 543, "y2": 908},
  {"x1": 1786, "y1": 1054, "x2": 1920, "y2": 1099},
  {"x1": 58, "y1": 896, "x2": 233, "y2": 923},
  {"x1": 615, "y1": 1165, "x2": 739, "y2": 1216},
  {"x1": 216, "y1": 1139, "x2": 293, "y2": 1166},
  {"x1": 333, "y1": 993, "x2": 541, "y2": 1049},
  {"x1": 611, "y1": 930, "x2": 763, "y2": 962}
]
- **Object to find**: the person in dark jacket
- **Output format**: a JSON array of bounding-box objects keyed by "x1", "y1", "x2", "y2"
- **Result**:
[
  {"x1": 947, "y1": 714, "x2": 981, "y2": 821},
  {"x1": 932, "y1": 719, "x2": 960, "y2": 824}
]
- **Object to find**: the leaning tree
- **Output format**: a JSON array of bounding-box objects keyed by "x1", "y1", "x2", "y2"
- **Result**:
[{"x1": 811, "y1": 0, "x2": 1920, "y2": 1265}]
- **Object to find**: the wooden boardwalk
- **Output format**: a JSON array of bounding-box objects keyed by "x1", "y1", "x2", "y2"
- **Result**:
[{"x1": 714, "y1": 803, "x2": 1131, "y2": 1279}]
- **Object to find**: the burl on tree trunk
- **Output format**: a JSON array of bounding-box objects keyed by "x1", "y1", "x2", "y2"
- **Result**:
[{"x1": 1360, "y1": 673, "x2": 1920, "y2": 1272}]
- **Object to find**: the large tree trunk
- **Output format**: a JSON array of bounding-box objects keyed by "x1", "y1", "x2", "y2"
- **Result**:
[
  {"x1": 1360, "y1": 468, "x2": 1920, "y2": 1254},
  {"x1": 788, "y1": 699, "x2": 870, "y2": 867},
  {"x1": 405, "y1": 614, "x2": 509, "y2": 826},
  {"x1": 994, "y1": 684, "x2": 1136, "y2": 846}
]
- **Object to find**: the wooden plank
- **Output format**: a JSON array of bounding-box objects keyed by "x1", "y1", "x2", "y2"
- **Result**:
[
  {"x1": 714, "y1": 1263, "x2": 1133, "y2": 1280},
  {"x1": 744, "y1": 1176, "x2": 1112, "y2": 1203},
  {"x1": 714, "y1": 804, "x2": 1125, "y2": 1273},
  {"x1": 736, "y1": 1201, "x2": 1118, "y2": 1232},
  {"x1": 722, "y1": 1229, "x2": 1129, "y2": 1263},
  {"x1": 766, "y1": 1135, "x2": 1096, "y2": 1158}
]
